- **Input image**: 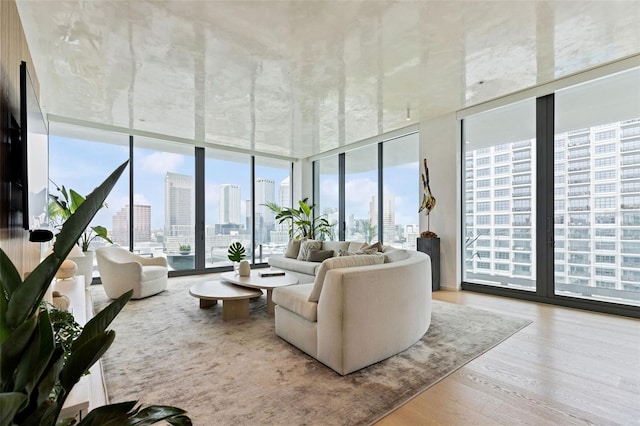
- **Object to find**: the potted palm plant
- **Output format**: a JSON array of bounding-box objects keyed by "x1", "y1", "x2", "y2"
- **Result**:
[
  {"x1": 264, "y1": 198, "x2": 333, "y2": 240},
  {"x1": 49, "y1": 181, "x2": 113, "y2": 287},
  {"x1": 0, "y1": 160, "x2": 190, "y2": 425}
]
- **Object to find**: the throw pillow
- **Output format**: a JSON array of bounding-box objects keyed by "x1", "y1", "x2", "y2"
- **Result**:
[
  {"x1": 284, "y1": 239, "x2": 303, "y2": 259},
  {"x1": 348, "y1": 241, "x2": 368, "y2": 252},
  {"x1": 339, "y1": 248, "x2": 378, "y2": 256},
  {"x1": 297, "y1": 239, "x2": 322, "y2": 261},
  {"x1": 362, "y1": 241, "x2": 383, "y2": 252},
  {"x1": 308, "y1": 254, "x2": 385, "y2": 302},
  {"x1": 357, "y1": 248, "x2": 379, "y2": 255},
  {"x1": 382, "y1": 248, "x2": 409, "y2": 263},
  {"x1": 307, "y1": 249, "x2": 334, "y2": 262},
  {"x1": 321, "y1": 240, "x2": 350, "y2": 257}
]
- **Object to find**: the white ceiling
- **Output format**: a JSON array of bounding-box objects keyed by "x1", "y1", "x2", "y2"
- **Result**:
[{"x1": 16, "y1": 1, "x2": 640, "y2": 159}]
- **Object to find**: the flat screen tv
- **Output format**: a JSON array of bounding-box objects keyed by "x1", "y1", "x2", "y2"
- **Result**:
[{"x1": 20, "y1": 61, "x2": 49, "y2": 230}]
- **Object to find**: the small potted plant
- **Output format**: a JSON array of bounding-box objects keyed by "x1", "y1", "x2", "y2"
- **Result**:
[
  {"x1": 49, "y1": 181, "x2": 113, "y2": 287},
  {"x1": 227, "y1": 241, "x2": 246, "y2": 273},
  {"x1": 179, "y1": 244, "x2": 191, "y2": 255}
]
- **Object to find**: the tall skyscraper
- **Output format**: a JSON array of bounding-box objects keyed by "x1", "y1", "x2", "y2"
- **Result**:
[
  {"x1": 279, "y1": 176, "x2": 290, "y2": 208},
  {"x1": 255, "y1": 178, "x2": 276, "y2": 226},
  {"x1": 112, "y1": 204, "x2": 151, "y2": 247},
  {"x1": 219, "y1": 184, "x2": 241, "y2": 225},
  {"x1": 383, "y1": 193, "x2": 396, "y2": 243},
  {"x1": 369, "y1": 194, "x2": 397, "y2": 243},
  {"x1": 165, "y1": 172, "x2": 194, "y2": 247}
]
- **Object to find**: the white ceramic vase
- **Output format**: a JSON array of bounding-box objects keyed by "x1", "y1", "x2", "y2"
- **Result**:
[
  {"x1": 70, "y1": 250, "x2": 94, "y2": 288},
  {"x1": 238, "y1": 260, "x2": 251, "y2": 276}
]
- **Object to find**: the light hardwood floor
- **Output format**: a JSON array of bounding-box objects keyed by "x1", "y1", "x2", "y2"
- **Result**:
[{"x1": 376, "y1": 290, "x2": 640, "y2": 426}]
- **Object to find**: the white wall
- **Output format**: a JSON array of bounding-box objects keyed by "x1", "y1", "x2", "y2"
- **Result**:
[
  {"x1": 293, "y1": 158, "x2": 313, "y2": 206},
  {"x1": 419, "y1": 113, "x2": 461, "y2": 290}
]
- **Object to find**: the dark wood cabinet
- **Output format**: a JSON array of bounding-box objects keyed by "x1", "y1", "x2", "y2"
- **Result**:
[{"x1": 416, "y1": 237, "x2": 440, "y2": 291}]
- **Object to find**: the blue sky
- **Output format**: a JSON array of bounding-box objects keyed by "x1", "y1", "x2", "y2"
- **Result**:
[
  {"x1": 49, "y1": 136, "x2": 290, "y2": 229},
  {"x1": 50, "y1": 135, "x2": 421, "y2": 232}
]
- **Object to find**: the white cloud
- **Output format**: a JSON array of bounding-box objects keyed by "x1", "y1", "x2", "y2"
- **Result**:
[
  {"x1": 133, "y1": 193, "x2": 150, "y2": 205},
  {"x1": 138, "y1": 152, "x2": 185, "y2": 174},
  {"x1": 345, "y1": 177, "x2": 377, "y2": 218},
  {"x1": 319, "y1": 178, "x2": 339, "y2": 209}
]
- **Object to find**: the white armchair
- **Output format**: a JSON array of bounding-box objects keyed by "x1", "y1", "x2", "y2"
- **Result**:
[{"x1": 96, "y1": 246, "x2": 168, "y2": 299}]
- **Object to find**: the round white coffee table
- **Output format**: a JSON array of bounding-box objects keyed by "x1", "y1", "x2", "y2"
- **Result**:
[
  {"x1": 189, "y1": 281, "x2": 262, "y2": 320},
  {"x1": 220, "y1": 270, "x2": 299, "y2": 315}
]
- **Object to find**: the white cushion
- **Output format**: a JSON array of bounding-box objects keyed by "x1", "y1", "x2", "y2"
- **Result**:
[
  {"x1": 297, "y1": 240, "x2": 322, "y2": 261},
  {"x1": 142, "y1": 265, "x2": 168, "y2": 280},
  {"x1": 383, "y1": 248, "x2": 409, "y2": 263},
  {"x1": 284, "y1": 239, "x2": 303, "y2": 259},
  {"x1": 273, "y1": 284, "x2": 317, "y2": 322},
  {"x1": 269, "y1": 255, "x2": 319, "y2": 276},
  {"x1": 348, "y1": 242, "x2": 367, "y2": 252},
  {"x1": 308, "y1": 254, "x2": 384, "y2": 302},
  {"x1": 321, "y1": 241, "x2": 350, "y2": 257}
]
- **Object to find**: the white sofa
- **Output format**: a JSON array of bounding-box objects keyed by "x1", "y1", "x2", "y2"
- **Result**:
[
  {"x1": 271, "y1": 245, "x2": 432, "y2": 375},
  {"x1": 268, "y1": 241, "x2": 367, "y2": 283},
  {"x1": 95, "y1": 246, "x2": 168, "y2": 299}
]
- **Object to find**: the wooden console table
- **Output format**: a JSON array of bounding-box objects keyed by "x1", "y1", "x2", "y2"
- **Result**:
[{"x1": 416, "y1": 237, "x2": 441, "y2": 291}]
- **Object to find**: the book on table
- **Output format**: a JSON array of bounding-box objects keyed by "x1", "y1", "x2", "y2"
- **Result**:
[{"x1": 259, "y1": 270, "x2": 286, "y2": 277}]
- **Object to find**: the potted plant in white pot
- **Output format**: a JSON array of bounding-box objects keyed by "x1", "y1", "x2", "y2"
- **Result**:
[
  {"x1": 227, "y1": 241, "x2": 246, "y2": 274},
  {"x1": 49, "y1": 181, "x2": 113, "y2": 287}
]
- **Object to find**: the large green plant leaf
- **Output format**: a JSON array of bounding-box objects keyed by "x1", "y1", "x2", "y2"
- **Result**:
[
  {"x1": 166, "y1": 415, "x2": 192, "y2": 426},
  {"x1": 13, "y1": 310, "x2": 54, "y2": 394},
  {"x1": 90, "y1": 226, "x2": 112, "y2": 244},
  {"x1": 0, "y1": 315, "x2": 38, "y2": 391},
  {"x1": 71, "y1": 290, "x2": 131, "y2": 353},
  {"x1": 227, "y1": 242, "x2": 246, "y2": 262},
  {"x1": 35, "y1": 347, "x2": 63, "y2": 407},
  {"x1": 77, "y1": 402, "x2": 190, "y2": 426},
  {"x1": 52, "y1": 332, "x2": 116, "y2": 422},
  {"x1": 129, "y1": 406, "x2": 190, "y2": 425},
  {"x1": 59, "y1": 332, "x2": 115, "y2": 394},
  {"x1": 0, "y1": 249, "x2": 23, "y2": 344},
  {"x1": 77, "y1": 400, "x2": 138, "y2": 425},
  {"x1": 0, "y1": 392, "x2": 28, "y2": 425},
  {"x1": 68, "y1": 189, "x2": 85, "y2": 213},
  {"x1": 298, "y1": 198, "x2": 311, "y2": 217},
  {"x1": 0, "y1": 248, "x2": 22, "y2": 300},
  {"x1": 5, "y1": 161, "x2": 128, "y2": 329}
]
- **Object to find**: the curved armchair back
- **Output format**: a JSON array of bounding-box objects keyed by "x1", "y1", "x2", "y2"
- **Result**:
[{"x1": 96, "y1": 246, "x2": 168, "y2": 300}]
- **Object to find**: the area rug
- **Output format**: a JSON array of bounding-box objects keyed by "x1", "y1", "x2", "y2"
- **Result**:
[{"x1": 91, "y1": 278, "x2": 531, "y2": 426}]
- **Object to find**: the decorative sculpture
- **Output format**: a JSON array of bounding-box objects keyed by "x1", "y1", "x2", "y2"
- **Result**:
[{"x1": 419, "y1": 158, "x2": 438, "y2": 238}]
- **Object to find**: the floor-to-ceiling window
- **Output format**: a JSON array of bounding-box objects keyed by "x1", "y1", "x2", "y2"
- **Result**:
[
  {"x1": 49, "y1": 122, "x2": 130, "y2": 281},
  {"x1": 462, "y1": 65, "x2": 640, "y2": 316},
  {"x1": 49, "y1": 124, "x2": 294, "y2": 277},
  {"x1": 204, "y1": 148, "x2": 251, "y2": 268},
  {"x1": 254, "y1": 158, "x2": 291, "y2": 262},
  {"x1": 314, "y1": 155, "x2": 339, "y2": 240},
  {"x1": 462, "y1": 99, "x2": 537, "y2": 291},
  {"x1": 345, "y1": 145, "x2": 379, "y2": 243},
  {"x1": 554, "y1": 67, "x2": 640, "y2": 306},
  {"x1": 382, "y1": 133, "x2": 419, "y2": 249},
  {"x1": 313, "y1": 130, "x2": 418, "y2": 245},
  {"x1": 133, "y1": 137, "x2": 195, "y2": 271}
]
